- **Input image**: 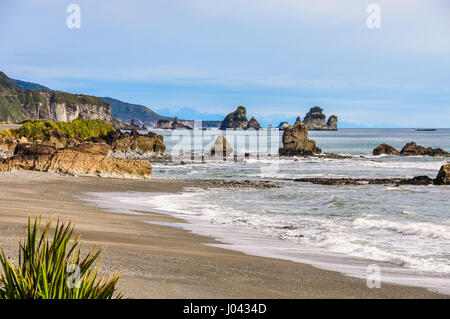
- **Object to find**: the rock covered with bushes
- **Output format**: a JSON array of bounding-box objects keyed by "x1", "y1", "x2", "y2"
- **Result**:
[{"x1": 0, "y1": 119, "x2": 166, "y2": 179}]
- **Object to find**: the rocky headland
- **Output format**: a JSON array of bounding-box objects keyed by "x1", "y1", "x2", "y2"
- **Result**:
[
  {"x1": 0, "y1": 119, "x2": 167, "y2": 179},
  {"x1": 0, "y1": 71, "x2": 114, "y2": 124}
]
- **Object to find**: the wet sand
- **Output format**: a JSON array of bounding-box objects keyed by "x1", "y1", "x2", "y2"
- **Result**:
[{"x1": 0, "y1": 171, "x2": 446, "y2": 298}]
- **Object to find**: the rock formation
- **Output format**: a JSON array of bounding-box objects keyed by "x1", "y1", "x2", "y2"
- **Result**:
[
  {"x1": 0, "y1": 143, "x2": 152, "y2": 179},
  {"x1": 303, "y1": 106, "x2": 338, "y2": 131},
  {"x1": 219, "y1": 106, "x2": 249, "y2": 130},
  {"x1": 327, "y1": 115, "x2": 338, "y2": 130},
  {"x1": 400, "y1": 142, "x2": 450, "y2": 157},
  {"x1": 0, "y1": 121, "x2": 167, "y2": 178},
  {"x1": 373, "y1": 143, "x2": 400, "y2": 156},
  {"x1": 210, "y1": 134, "x2": 233, "y2": 157},
  {"x1": 372, "y1": 142, "x2": 449, "y2": 157},
  {"x1": 279, "y1": 120, "x2": 321, "y2": 156},
  {"x1": 434, "y1": 163, "x2": 450, "y2": 185},
  {"x1": 171, "y1": 117, "x2": 192, "y2": 129},
  {"x1": 155, "y1": 117, "x2": 192, "y2": 129},
  {"x1": 245, "y1": 117, "x2": 261, "y2": 130},
  {"x1": 105, "y1": 130, "x2": 166, "y2": 158}
]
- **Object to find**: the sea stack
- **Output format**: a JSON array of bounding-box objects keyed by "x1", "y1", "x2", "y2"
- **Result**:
[
  {"x1": 303, "y1": 106, "x2": 338, "y2": 131},
  {"x1": 279, "y1": 118, "x2": 321, "y2": 156},
  {"x1": 219, "y1": 106, "x2": 249, "y2": 130}
]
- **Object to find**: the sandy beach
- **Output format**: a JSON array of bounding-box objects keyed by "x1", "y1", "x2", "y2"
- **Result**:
[{"x1": 0, "y1": 171, "x2": 446, "y2": 298}]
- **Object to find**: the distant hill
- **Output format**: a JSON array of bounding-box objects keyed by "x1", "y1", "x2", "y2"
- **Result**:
[
  {"x1": 10, "y1": 78, "x2": 51, "y2": 91},
  {"x1": 0, "y1": 71, "x2": 112, "y2": 123},
  {"x1": 6, "y1": 74, "x2": 223, "y2": 128},
  {"x1": 100, "y1": 97, "x2": 172, "y2": 126}
]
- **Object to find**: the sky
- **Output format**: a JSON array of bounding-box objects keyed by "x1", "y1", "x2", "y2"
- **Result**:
[{"x1": 1, "y1": 0, "x2": 449, "y2": 127}]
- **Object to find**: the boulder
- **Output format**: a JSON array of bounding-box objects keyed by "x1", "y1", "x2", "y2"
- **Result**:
[
  {"x1": 400, "y1": 142, "x2": 426, "y2": 156},
  {"x1": 434, "y1": 164, "x2": 450, "y2": 185},
  {"x1": 279, "y1": 121, "x2": 321, "y2": 156},
  {"x1": 210, "y1": 134, "x2": 233, "y2": 157},
  {"x1": 373, "y1": 143, "x2": 400, "y2": 156}
]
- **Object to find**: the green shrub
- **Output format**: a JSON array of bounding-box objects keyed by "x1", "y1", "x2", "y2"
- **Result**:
[
  {"x1": 14, "y1": 119, "x2": 114, "y2": 141},
  {"x1": 0, "y1": 217, "x2": 122, "y2": 299}
]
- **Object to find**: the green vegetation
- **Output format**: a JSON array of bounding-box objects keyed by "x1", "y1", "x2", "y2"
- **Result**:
[
  {"x1": 14, "y1": 119, "x2": 115, "y2": 141},
  {"x1": 0, "y1": 217, "x2": 122, "y2": 299},
  {"x1": 304, "y1": 106, "x2": 325, "y2": 120},
  {"x1": 51, "y1": 91, "x2": 109, "y2": 107},
  {"x1": 1, "y1": 71, "x2": 111, "y2": 123}
]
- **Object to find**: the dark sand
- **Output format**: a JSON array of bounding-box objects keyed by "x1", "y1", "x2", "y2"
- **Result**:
[{"x1": 0, "y1": 171, "x2": 446, "y2": 298}]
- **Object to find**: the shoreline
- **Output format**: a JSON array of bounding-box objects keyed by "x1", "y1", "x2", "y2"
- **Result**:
[
  {"x1": 86, "y1": 190, "x2": 450, "y2": 296},
  {"x1": 0, "y1": 171, "x2": 447, "y2": 298}
]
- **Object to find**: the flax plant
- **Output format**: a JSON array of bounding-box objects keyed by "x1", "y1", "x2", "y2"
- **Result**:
[{"x1": 0, "y1": 216, "x2": 122, "y2": 299}]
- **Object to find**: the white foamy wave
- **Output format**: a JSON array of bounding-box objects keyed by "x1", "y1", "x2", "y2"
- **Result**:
[{"x1": 352, "y1": 218, "x2": 450, "y2": 240}]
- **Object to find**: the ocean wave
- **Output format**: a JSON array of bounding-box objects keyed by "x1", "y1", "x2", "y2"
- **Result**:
[{"x1": 352, "y1": 218, "x2": 450, "y2": 240}]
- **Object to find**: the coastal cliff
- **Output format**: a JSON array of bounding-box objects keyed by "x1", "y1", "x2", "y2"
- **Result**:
[{"x1": 0, "y1": 71, "x2": 112, "y2": 124}]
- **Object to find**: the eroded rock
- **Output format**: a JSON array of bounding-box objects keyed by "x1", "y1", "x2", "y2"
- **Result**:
[
  {"x1": 279, "y1": 120, "x2": 321, "y2": 156},
  {"x1": 434, "y1": 163, "x2": 450, "y2": 185},
  {"x1": 373, "y1": 143, "x2": 400, "y2": 156}
]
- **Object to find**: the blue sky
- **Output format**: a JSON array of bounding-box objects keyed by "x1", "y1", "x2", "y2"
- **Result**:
[{"x1": 1, "y1": 0, "x2": 449, "y2": 127}]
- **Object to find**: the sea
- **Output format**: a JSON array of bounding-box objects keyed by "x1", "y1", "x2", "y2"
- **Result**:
[{"x1": 87, "y1": 128, "x2": 450, "y2": 294}]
